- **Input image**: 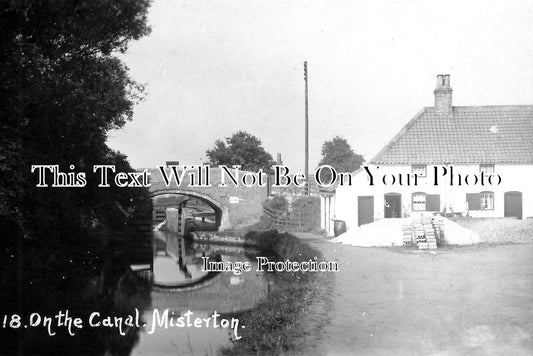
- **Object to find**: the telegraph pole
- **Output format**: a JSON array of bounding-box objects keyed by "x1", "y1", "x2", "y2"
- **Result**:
[{"x1": 304, "y1": 61, "x2": 309, "y2": 195}]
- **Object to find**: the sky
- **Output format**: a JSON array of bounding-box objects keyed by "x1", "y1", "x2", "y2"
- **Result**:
[{"x1": 107, "y1": 0, "x2": 533, "y2": 172}]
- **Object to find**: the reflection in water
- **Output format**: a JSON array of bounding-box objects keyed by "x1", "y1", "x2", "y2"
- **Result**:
[
  {"x1": 4, "y1": 232, "x2": 153, "y2": 355},
  {"x1": 131, "y1": 231, "x2": 270, "y2": 355},
  {"x1": 5, "y1": 227, "x2": 269, "y2": 355},
  {"x1": 152, "y1": 231, "x2": 209, "y2": 287}
]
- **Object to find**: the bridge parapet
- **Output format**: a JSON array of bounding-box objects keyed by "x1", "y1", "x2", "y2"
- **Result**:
[{"x1": 146, "y1": 167, "x2": 268, "y2": 231}]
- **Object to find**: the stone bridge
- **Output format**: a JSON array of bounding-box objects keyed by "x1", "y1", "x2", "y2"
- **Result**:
[{"x1": 147, "y1": 166, "x2": 268, "y2": 231}]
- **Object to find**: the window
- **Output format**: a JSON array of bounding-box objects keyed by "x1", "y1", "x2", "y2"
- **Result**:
[
  {"x1": 480, "y1": 164, "x2": 494, "y2": 175},
  {"x1": 466, "y1": 191, "x2": 494, "y2": 211},
  {"x1": 412, "y1": 165, "x2": 427, "y2": 177},
  {"x1": 480, "y1": 191, "x2": 494, "y2": 210},
  {"x1": 412, "y1": 192, "x2": 426, "y2": 211}
]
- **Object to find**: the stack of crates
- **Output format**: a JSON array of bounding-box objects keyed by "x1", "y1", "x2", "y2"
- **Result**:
[
  {"x1": 432, "y1": 218, "x2": 445, "y2": 245},
  {"x1": 402, "y1": 224, "x2": 414, "y2": 245},
  {"x1": 412, "y1": 218, "x2": 428, "y2": 249},
  {"x1": 403, "y1": 217, "x2": 443, "y2": 250},
  {"x1": 422, "y1": 217, "x2": 437, "y2": 249}
]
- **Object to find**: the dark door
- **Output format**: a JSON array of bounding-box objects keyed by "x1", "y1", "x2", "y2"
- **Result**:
[
  {"x1": 384, "y1": 193, "x2": 401, "y2": 218},
  {"x1": 504, "y1": 191, "x2": 522, "y2": 219},
  {"x1": 358, "y1": 196, "x2": 374, "y2": 226}
]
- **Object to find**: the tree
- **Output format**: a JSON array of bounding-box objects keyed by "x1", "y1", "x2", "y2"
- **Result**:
[
  {"x1": 0, "y1": 3, "x2": 153, "y2": 353},
  {"x1": 206, "y1": 131, "x2": 275, "y2": 171},
  {"x1": 318, "y1": 136, "x2": 364, "y2": 182},
  {"x1": 0, "y1": 0, "x2": 151, "y2": 237}
]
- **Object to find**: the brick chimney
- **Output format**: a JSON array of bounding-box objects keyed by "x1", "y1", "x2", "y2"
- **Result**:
[{"x1": 434, "y1": 74, "x2": 453, "y2": 116}]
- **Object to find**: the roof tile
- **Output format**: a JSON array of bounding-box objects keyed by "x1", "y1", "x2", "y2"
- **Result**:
[{"x1": 370, "y1": 106, "x2": 533, "y2": 164}]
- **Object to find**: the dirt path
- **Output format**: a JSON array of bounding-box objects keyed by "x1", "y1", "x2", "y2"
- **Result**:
[{"x1": 294, "y1": 233, "x2": 533, "y2": 355}]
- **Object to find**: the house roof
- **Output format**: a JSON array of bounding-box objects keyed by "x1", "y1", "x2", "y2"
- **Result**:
[{"x1": 370, "y1": 105, "x2": 533, "y2": 165}]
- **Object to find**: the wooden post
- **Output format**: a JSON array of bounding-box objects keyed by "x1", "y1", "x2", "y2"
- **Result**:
[
  {"x1": 304, "y1": 61, "x2": 309, "y2": 195},
  {"x1": 180, "y1": 205, "x2": 186, "y2": 235}
]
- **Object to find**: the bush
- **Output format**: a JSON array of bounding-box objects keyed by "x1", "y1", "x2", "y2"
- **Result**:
[
  {"x1": 290, "y1": 196, "x2": 321, "y2": 232},
  {"x1": 245, "y1": 229, "x2": 318, "y2": 262},
  {"x1": 263, "y1": 195, "x2": 289, "y2": 212}
]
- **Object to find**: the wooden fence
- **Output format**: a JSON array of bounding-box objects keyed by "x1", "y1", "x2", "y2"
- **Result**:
[{"x1": 262, "y1": 204, "x2": 319, "y2": 231}]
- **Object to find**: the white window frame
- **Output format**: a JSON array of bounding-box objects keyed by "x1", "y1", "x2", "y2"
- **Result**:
[
  {"x1": 480, "y1": 191, "x2": 494, "y2": 210},
  {"x1": 412, "y1": 192, "x2": 426, "y2": 211}
]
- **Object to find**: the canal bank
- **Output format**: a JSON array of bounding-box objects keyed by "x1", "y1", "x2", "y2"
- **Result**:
[
  {"x1": 219, "y1": 230, "x2": 333, "y2": 355},
  {"x1": 294, "y1": 232, "x2": 533, "y2": 355}
]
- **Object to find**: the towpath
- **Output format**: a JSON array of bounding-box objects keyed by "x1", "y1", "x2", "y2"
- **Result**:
[{"x1": 294, "y1": 232, "x2": 533, "y2": 355}]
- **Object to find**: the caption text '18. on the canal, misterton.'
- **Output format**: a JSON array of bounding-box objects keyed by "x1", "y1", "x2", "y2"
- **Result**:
[{"x1": 2, "y1": 309, "x2": 243, "y2": 340}]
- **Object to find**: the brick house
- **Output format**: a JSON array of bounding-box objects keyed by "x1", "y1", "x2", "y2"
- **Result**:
[{"x1": 321, "y1": 75, "x2": 533, "y2": 235}]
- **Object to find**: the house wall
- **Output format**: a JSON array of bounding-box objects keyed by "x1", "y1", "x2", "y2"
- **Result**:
[{"x1": 325, "y1": 164, "x2": 533, "y2": 235}]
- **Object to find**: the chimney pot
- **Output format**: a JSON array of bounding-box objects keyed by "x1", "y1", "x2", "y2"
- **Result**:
[
  {"x1": 443, "y1": 74, "x2": 450, "y2": 87},
  {"x1": 436, "y1": 74, "x2": 444, "y2": 88}
]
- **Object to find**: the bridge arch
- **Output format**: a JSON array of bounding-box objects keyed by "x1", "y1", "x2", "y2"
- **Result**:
[{"x1": 150, "y1": 188, "x2": 231, "y2": 231}]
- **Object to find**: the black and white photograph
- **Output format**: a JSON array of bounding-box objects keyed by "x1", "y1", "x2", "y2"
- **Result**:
[{"x1": 1, "y1": 0, "x2": 533, "y2": 355}]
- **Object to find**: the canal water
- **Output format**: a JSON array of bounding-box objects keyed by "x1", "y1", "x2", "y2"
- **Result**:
[
  {"x1": 130, "y1": 230, "x2": 270, "y2": 355},
  {"x1": 4, "y1": 228, "x2": 270, "y2": 355}
]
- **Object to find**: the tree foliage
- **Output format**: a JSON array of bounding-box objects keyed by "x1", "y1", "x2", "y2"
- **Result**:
[
  {"x1": 206, "y1": 131, "x2": 275, "y2": 172},
  {"x1": 318, "y1": 136, "x2": 364, "y2": 182},
  {"x1": 0, "y1": 2, "x2": 154, "y2": 353},
  {"x1": 0, "y1": 0, "x2": 152, "y2": 238}
]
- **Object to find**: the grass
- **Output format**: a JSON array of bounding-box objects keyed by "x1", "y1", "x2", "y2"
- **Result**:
[
  {"x1": 221, "y1": 230, "x2": 329, "y2": 355},
  {"x1": 452, "y1": 217, "x2": 533, "y2": 244}
]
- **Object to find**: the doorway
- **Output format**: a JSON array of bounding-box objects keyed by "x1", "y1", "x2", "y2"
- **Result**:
[
  {"x1": 358, "y1": 196, "x2": 374, "y2": 226},
  {"x1": 504, "y1": 191, "x2": 522, "y2": 219},
  {"x1": 384, "y1": 193, "x2": 401, "y2": 218}
]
